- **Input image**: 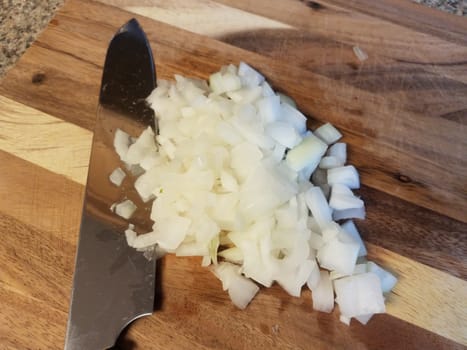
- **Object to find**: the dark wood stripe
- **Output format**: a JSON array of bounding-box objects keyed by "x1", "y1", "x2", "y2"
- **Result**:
[{"x1": 214, "y1": 0, "x2": 467, "y2": 46}]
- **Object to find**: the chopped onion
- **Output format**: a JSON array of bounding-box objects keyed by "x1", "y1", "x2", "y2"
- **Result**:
[
  {"x1": 334, "y1": 272, "x2": 385, "y2": 318},
  {"x1": 328, "y1": 143, "x2": 347, "y2": 164},
  {"x1": 314, "y1": 123, "x2": 342, "y2": 145},
  {"x1": 317, "y1": 230, "x2": 359, "y2": 276},
  {"x1": 114, "y1": 128, "x2": 131, "y2": 161},
  {"x1": 286, "y1": 134, "x2": 327, "y2": 172},
  {"x1": 238, "y1": 62, "x2": 265, "y2": 88},
  {"x1": 366, "y1": 261, "x2": 398, "y2": 293},
  {"x1": 279, "y1": 103, "x2": 307, "y2": 134},
  {"x1": 112, "y1": 199, "x2": 137, "y2": 219},
  {"x1": 310, "y1": 270, "x2": 334, "y2": 313},
  {"x1": 213, "y1": 262, "x2": 260, "y2": 309},
  {"x1": 341, "y1": 220, "x2": 367, "y2": 257},
  {"x1": 319, "y1": 156, "x2": 343, "y2": 169},
  {"x1": 304, "y1": 187, "x2": 332, "y2": 230},
  {"x1": 329, "y1": 183, "x2": 364, "y2": 211},
  {"x1": 328, "y1": 165, "x2": 360, "y2": 189},
  {"x1": 108, "y1": 62, "x2": 395, "y2": 322},
  {"x1": 109, "y1": 167, "x2": 126, "y2": 186},
  {"x1": 353, "y1": 46, "x2": 368, "y2": 62}
]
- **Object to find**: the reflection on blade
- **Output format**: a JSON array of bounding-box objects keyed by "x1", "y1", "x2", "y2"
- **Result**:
[{"x1": 65, "y1": 18, "x2": 157, "y2": 350}]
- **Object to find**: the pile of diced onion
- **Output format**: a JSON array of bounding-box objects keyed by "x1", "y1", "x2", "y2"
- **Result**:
[{"x1": 110, "y1": 62, "x2": 397, "y2": 325}]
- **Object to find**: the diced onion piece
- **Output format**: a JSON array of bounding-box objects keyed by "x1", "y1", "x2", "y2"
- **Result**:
[
  {"x1": 135, "y1": 216, "x2": 191, "y2": 251},
  {"x1": 330, "y1": 263, "x2": 367, "y2": 280},
  {"x1": 275, "y1": 259, "x2": 315, "y2": 297},
  {"x1": 306, "y1": 259, "x2": 321, "y2": 290},
  {"x1": 304, "y1": 187, "x2": 333, "y2": 230},
  {"x1": 279, "y1": 103, "x2": 307, "y2": 134},
  {"x1": 125, "y1": 224, "x2": 137, "y2": 247},
  {"x1": 366, "y1": 261, "x2": 398, "y2": 293},
  {"x1": 341, "y1": 220, "x2": 367, "y2": 257},
  {"x1": 317, "y1": 230, "x2": 359, "y2": 276},
  {"x1": 209, "y1": 71, "x2": 241, "y2": 94},
  {"x1": 319, "y1": 156, "x2": 343, "y2": 169},
  {"x1": 310, "y1": 270, "x2": 334, "y2": 313},
  {"x1": 328, "y1": 143, "x2": 347, "y2": 164},
  {"x1": 227, "y1": 86, "x2": 262, "y2": 104},
  {"x1": 329, "y1": 184, "x2": 364, "y2": 210},
  {"x1": 218, "y1": 247, "x2": 244, "y2": 264},
  {"x1": 113, "y1": 199, "x2": 137, "y2": 219},
  {"x1": 314, "y1": 123, "x2": 342, "y2": 145},
  {"x1": 328, "y1": 165, "x2": 360, "y2": 189},
  {"x1": 256, "y1": 95, "x2": 281, "y2": 123},
  {"x1": 114, "y1": 128, "x2": 131, "y2": 161},
  {"x1": 213, "y1": 262, "x2": 259, "y2": 309},
  {"x1": 265, "y1": 121, "x2": 302, "y2": 149},
  {"x1": 353, "y1": 46, "x2": 368, "y2": 62},
  {"x1": 238, "y1": 62, "x2": 265, "y2": 88},
  {"x1": 286, "y1": 135, "x2": 328, "y2": 172},
  {"x1": 309, "y1": 231, "x2": 324, "y2": 250},
  {"x1": 334, "y1": 272, "x2": 385, "y2": 319},
  {"x1": 109, "y1": 167, "x2": 126, "y2": 186}
]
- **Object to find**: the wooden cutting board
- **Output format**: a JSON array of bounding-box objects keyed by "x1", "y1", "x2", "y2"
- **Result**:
[{"x1": 0, "y1": 0, "x2": 466, "y2": 348}]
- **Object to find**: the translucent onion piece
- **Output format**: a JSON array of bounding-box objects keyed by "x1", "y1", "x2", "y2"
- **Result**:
[{"x1": 109, "y1": 167, "x2": 126, "y2": 186}]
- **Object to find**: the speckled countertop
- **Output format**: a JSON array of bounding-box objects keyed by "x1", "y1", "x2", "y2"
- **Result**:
[{"x1": 0, "y1": 0, "x2": 466, "y2": 78}]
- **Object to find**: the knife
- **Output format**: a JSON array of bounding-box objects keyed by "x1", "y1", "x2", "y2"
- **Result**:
[{"x1": 64, "y1": 19, "x2": 157, "y2": 350}]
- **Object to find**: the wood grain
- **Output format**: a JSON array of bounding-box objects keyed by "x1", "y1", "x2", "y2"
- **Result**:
[{"x1": 0, "y1": 0, "x2": 466, "y2": 348}]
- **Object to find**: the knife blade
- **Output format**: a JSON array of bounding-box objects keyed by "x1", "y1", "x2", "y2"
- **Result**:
[{"x1": 64, "y1": 19, "x2": 157, "y2": 350}]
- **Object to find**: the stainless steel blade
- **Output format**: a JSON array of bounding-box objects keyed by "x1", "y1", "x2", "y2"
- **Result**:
[{"x1": 65, "y1": 19, "x2": 157, "y2": 350}]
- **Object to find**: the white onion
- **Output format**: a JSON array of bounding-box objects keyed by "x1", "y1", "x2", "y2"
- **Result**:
[
  {"x1": 317, "y1": 230, "x2": 359, "y2": 276},
  {"x1": 314, "y1": 123, "x2": 342, "y2": 145},
  {"x1": 319, "y1": 156, "x2": 343, "y2": 169},
  {"x1": 329, "y1": 183, "x2": 364, "y2": 211},
  {"x1": 310, "y1": 270, "x2": 334, "y2": 313},
  {"x1": 286, "y1": 134, "x2": 327, "y2": 172},
  {"x1": 112, "y1": 199, "x2": 136, "y2": 219},
  {"x1": 279, "y1": 103, "x2": 307, "y2": 134},
  {"x1": 213, "y1": 262, "x2": 259, "y2": 309},
  {"x1": 109, "y1": 167, "x2": 126, "y2": 186},
  {"x1": 341, "y1": 220, "x2": 367, "y2": 257},
  {"x1": 353, "y1": 46, "x2": 368, "y2": 62},
  {"x1": 334, "y1": 272, "x2": 385, "y2": 318},
  {"x1": 109, "y1": 62, "x2": 395, "y2": 322},
  {"x1": 113, "y1": 128, "x2": 131, "y2": 161},
  {"x1": 328, "y1": 143, "x2": 347, "y2": 164},
  {"x1": 304, "y1": 187, "x2": 332, "y2": 230},
  {"x1": 328, "y1": 165, "x2": 360, "y2": 189},
  {"x1": 366, "y1": 261, "x2": 398, "y2": 293},
  {"x1": 238, "y1": 62, "x2": 265, "y2": 88}
]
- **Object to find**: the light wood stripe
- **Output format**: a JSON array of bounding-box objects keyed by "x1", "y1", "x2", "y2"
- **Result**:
[
  {"x1": 0, "y1": 95, "x2": 91, "y2": 184},
  {"x1": 0, "y1": 96, "x2": 465, "y2": 344},
  {"x1": 103, "y1": 0, "x2": 292, "y2": 36},
  {"x1": 368, "y1": 243, "x2": 467, "y2": 345}
]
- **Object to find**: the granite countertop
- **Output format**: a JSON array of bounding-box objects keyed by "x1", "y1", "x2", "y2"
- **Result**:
[{"x1": 0, "y1": 0, "x2": 466, "y2": 79}]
